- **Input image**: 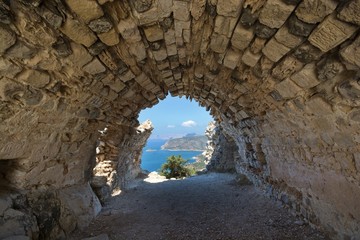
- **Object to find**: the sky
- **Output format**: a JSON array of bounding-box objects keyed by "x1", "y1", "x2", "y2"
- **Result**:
[{"x1": 138, "y1": 96, "x2": 213, "y2": 139}]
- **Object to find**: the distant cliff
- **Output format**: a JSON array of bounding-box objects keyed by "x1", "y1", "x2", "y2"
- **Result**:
[{"x1": 161, "y1": 135, "x2": 207, "y2": 151}]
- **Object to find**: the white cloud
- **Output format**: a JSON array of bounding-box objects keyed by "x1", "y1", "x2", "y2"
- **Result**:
[
  {"x1": 181, "y1": 120, "x2": 197, "y2": 127},
  {"x1": 167, "y1": 125, "x2": 175, "y2": 128}
]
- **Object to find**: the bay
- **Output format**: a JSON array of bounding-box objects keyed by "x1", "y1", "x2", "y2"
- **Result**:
[{"x1": 140, "y1": 139, "x2": 202, "y2": 172}]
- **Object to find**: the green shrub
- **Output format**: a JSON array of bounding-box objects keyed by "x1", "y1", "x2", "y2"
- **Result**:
[{"x1": 160, "y1": 155, "x2": 193, "y2": 179}]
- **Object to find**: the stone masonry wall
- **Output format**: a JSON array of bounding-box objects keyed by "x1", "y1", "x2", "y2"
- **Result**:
[
  {"x1": 0, "y1": 0, "x2": 360, "y2": 239},
  {"x1": 204, "y1": 122, "x2": 238, "y2": 172},
  {"x1": 92, "y1": 120, "x2": 153, "y2": 203}
]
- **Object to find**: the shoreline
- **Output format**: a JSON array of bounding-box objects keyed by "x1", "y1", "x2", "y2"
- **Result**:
[{"x1": 160, "y1": 148, "x2": 204, "y2": 152}]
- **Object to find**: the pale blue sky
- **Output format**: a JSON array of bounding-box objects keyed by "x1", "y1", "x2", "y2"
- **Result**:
[{"x1": 139, "y1": 96, "x2": 213, "y2": 139}]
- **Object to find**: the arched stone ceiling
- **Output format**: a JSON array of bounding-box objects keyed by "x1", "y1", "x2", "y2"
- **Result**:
[
  {"x1": 1, "y1": 0, "x2": 360, "y2": 238},
  {"x1": 1, "y1": 0, "x2": 358, "y2": 130}
]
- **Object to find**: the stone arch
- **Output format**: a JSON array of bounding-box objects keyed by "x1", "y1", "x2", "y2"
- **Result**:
[{"x1": 0, "y1": 0, "x2": 360, "y2": 239}]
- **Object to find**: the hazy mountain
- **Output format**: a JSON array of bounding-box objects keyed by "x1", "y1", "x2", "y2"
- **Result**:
[{"x1": 161, "y1": 135, "x2": 207, "y2": 151}]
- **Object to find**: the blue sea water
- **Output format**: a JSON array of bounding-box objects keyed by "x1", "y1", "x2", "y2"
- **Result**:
[{"x1": 140, "y1": 139, "x2": 202, "y2": 172}]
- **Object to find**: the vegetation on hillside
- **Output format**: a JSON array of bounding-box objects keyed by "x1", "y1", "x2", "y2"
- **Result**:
[{"x1": 160, "y1": 155, "x2": 195, "y2": 179}]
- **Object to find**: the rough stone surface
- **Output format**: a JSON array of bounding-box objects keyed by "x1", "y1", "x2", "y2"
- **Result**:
[
  {"x1": 231, "y1": 23, "x2": 254, "y2": 50},
  {"x1": 290, "y1": 63, "x2": 320, "y2": 88},
  {"x1": 309, "y1": 14, "x2": 358, "y2": 53},
  {"x1": 295, "y1": 0, "x2": 337, "y2": 24},
  {"x1": 18, "y1": 69, "x2": 50, "y2": 88},
  {"x1": 65, "y1": 0, "x2": 104, "y2": 24},
  {"x1": 275, "y1": 78, "x2": 302, "y2": 99},
  {"x1": 88, "y1": 17, "x2": 113, "y2": 33},
  {"x1": 60, "y1": 18, "x2": 98, "y2": 47},
  {"x1": 262, "y1": 38, "x2": 290, "y2": 62},
  {"x1": 217, "y1": 0, "x2": 243, "y2": 17},
  {"x1": 1, "y1": 1, "x2": 360, "y2": 239},
  {"x1": 0, "y1": 25, "x2": 16, "y2": 54},
  {"x1": 258, "y1": 0, "x2": 295, "y2": 28},
  {"x1": 338, "y1": 0, "x2": 360, "y2": 25}
]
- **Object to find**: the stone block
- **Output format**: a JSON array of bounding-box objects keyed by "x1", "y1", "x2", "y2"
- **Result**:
[
  {"x1": 52, "y1": 37, "x2": 72, "y2": 58},
  {"x1": 119, "y1": 70, "x2": 135, "y2": 82},
  {"x1": 210, "y1": 34, "x2": 229, "y2": 53},
  {"x1": 338, "y1": 0, "x2": 360, "y2": 25},
  {"x1": 231, "y1": 24, "x2": 254, "y2": 50},
  {"x1": 152, "y1": 48, "x2": 168, "y2": 61},
  {"x1": 309, "y1": 14, "x2": 358, "y2": 53},
  {"x1": 106, "y1": 78, "x2": 126, "y2": 93},
  {"x1": 129, "y1": 41, "x2": 147, "y2": 61},
  {"x1": 117, "y1": 18, "x2": 141, "y2": 42},
  {"x1": 217, "y1": 0, "x2": 243, "y2": 17},
  {"x1": 293, "y1": 42, "x2": 323, "y2": 64},
  {"x1": 18, "y1": 69, "x2": 50, "y2": 88},
  {"x1": 0, "y1": 25, "x2": 16, "y2": 55},
  {"x1": 340, "y1": 36, "x2": 360, "y2": 68},
  {"x1": 262, "y1": 38, "x2": 290, "y2": 62},
  {"x1": 131, "y1": 0, "x2": 152, "y2": 13},
  {"x1": 241, "y1": 49, "x2": 261, "y2": 67},
  {"x1": 288, "y1": 15, "x2": 316, "y2": 37},
  {"x1": 274, "y1": 78, "x2": 302, "y2": 99},
  {"x1": 65, "y1": 0, "x2": 104, "y2": 23},
  {"x1": 223, "y1": 49, "x2": 241, "y2": 69},
  {"x1": 166, "y1": 44, "x2": 177, "y2": 56},
  {"x1": 254, "y1": 22, "x2": 277, "y2": 39},
  {"x1": 305, "y1": 96, "x2": 333, "y2": 115},
  {"x1": 83, "y1": 58, "x2": 106, "y2": 75},
  {"x1": 174, "y1": 20, "x2": 191, "y2": 38},
  {"x1": 250, "y1": 38, "x2": 266, "y2": 54},
  {"x1": 0, "y1": 58, "x2": 22, "y2": 78},
  {"x1": 272, "y1": 56, "x2": 303, "y2": 81},
  {"x1": 295, "y1": 0, "x2": 338, "y2": 24},
  {"x1": 183, "y1": 29, "x2": 191, "y2": 43},
  {"x1": 164, "y1": 29, "x2": 176, "y2": 45},
  {"x1": 59, "y1": 183, "x2": 101, "y2": 230},
  {"x1": 239, "y1": 7, "x2": 258, "y2": 27},
  {"x1": 173, "y1": 1, "x2": 190, "y2": 21},
  {"x1": 144, "y1": 25, "x2": 164, "y2": 42},
  {"x1": 98, "y1": 28, "x2": 120, "y2": 46},
  {"x1": 274, "y1": 26, "x2": 303, "y2": 49},
  {"x1": 88, "y1": 17, "x2": 113, "y2": 33},
  {"x1": 259, "y1": 0, "x2": 295, "y2": 28},
  {"x1": 60, "y1": 18, "x2": 97, "y2": 47},
  {"x1": 290, "y1": 63, "x2": 320, "y2": 88},
  {"x1": 190, "y1": 0, "x2": 206, "y2": 20},
  {"x1": 6, "y1": 40, "x2": 37, "y2": 59},
  {"x1": 69, "y1": 42, "x2": 93, "y2": 68},
  {"x1": 214, "y1": 15, "x2": 238, "y2": 38},
  {"x1": 88, "y1": 41, "x2": 107, "y2": 55},
  {"x1": 317, "y1": 58, "x2": 344, "y2": 82}
]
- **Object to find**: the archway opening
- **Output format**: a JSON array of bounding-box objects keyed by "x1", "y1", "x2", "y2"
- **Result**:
[{"x1": 138, "y1": 96, "x2": 213, "y2": 173}]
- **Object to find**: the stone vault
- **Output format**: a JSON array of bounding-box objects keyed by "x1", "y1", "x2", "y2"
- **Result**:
[{"x1": 0, "y1": 0, "x2": 360, "y2": 239}]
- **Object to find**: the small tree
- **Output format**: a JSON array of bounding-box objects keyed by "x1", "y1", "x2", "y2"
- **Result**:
[{"x1": 160, "y1": 155, "x2": 193, "y2": 179}]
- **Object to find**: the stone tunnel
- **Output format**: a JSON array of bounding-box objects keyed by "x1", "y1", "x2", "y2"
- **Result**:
[{"x1": 0, "y1": 0, "x2": 359, "y2": 239}]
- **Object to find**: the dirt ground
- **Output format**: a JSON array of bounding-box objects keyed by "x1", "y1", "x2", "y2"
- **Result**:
[{"x1": 70, "y1": 172, "x2": 328, "y2": 240}]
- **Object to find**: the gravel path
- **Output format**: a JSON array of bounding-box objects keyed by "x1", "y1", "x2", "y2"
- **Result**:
[{"x1": 71, "y1": 172, "x2": 328, "y2": 240}]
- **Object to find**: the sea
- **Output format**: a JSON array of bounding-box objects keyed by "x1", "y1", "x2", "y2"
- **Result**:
[{"x1": 140, "y1": 139, "x2": 203, "y2": 172}]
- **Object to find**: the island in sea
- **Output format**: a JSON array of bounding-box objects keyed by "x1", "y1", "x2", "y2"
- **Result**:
[{"x1": 160, "y1": 134, "x2": 207, "y2": 151}]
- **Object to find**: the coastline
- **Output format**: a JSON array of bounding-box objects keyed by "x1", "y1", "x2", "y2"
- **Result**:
[{"x1": 160, "y1": 148, "x2": 204, "y2": 152}]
